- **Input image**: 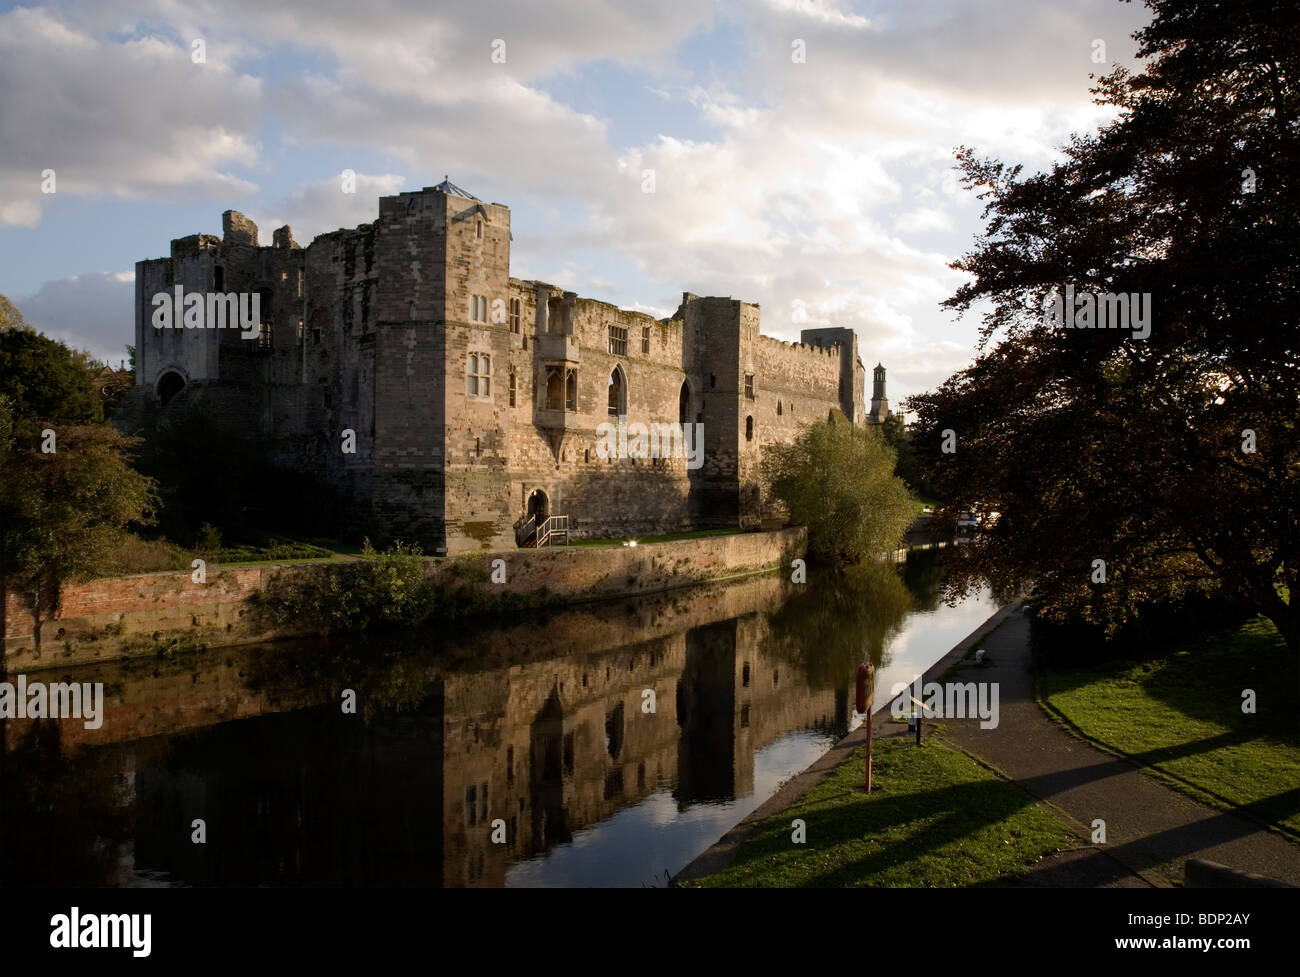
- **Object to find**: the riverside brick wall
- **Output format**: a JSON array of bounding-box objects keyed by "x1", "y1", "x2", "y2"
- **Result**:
[{"x1": 2, "y1": 528, "x2": 805, "y2": 671}]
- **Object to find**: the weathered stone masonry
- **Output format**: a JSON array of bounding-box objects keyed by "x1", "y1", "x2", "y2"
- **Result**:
[{"x1": 132, "y1": 180, "x2": 883, "y2": 554}]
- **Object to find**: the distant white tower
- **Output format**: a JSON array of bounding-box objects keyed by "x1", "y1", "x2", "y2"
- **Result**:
[{"x1": 867, "y1": 363, "x2": 889, "y2": 425}]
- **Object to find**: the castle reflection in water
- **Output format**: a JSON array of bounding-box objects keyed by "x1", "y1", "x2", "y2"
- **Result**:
[{"x1": 2, "y1": 558, "x2": 947, "y2": 887}]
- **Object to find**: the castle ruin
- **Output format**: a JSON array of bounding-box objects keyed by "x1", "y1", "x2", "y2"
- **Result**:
[{"x1": 133, "y1": 180, "x2": 888, "y2": 554}]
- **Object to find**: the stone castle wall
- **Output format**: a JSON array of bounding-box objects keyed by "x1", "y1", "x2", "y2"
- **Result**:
[{"x1": 130, "y1": 184, "x2": 870, "y2": 554}]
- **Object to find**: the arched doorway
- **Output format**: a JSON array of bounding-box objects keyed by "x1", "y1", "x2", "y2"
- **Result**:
[
  {"x1": 527, "y1": 489, "x2": 549, "y2": 523},
  {"x1": 156, "y1": 370, "x2": 186, "y2": 406},
  {"x1": 678, "y1": 379, "x2": 691, "y2": 426}
]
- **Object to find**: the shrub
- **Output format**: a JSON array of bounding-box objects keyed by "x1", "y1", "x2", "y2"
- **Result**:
[
  {"x1": 264, "y1": 539, "x2": 435, "y2": 634},
  {"x1": 762, "y1": 418, "x2": 916, "y2": 567}
]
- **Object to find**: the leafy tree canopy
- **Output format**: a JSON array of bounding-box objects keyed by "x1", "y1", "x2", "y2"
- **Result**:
[
  {"x1": 0, "y1": 298, "x2": 157, "y2": 615},
  {"x1": 763, "y1": 417, "x2": 916, "y2": 567},
  {"x1": 0, "y1": 296, "x2": 104, "y2": 425},
  {"x1": 907, "y1": 0, "x2": 1299, "y2": 647}
]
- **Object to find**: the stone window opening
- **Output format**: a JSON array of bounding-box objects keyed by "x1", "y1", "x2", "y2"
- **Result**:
[
  {"x1": 467, "y1": 353, "x2": 491, "y2": 397},
  {"x1": 545, "y1": 367, "x2": 564, "y2": 410},
  {"x1": 508, "y1": 367, "x2": 517, "y2": 407},
  {"x1": 213, "y1": 266, "x2": 224, "y2": 291},
  {"x1": 608, "y1": 366, "x2": 626, "y2": 417},
  {"x1": 476, "y1": 437, "x2": 481, "y2": 457},
  {"x1": 470, "y1": 294, "x2": 489, "y2": 323},
  {"x1": 465, "y1": 785, "x2": 477, "y2": 826},
  {"x1": 709, "y1": 373, "x2": 716, "y2": 389},
  {"x1": 476, "y1": 219, "x2": 483, "y2": 240},
  {"x1": 566, "y1": 369, "x2": 577, "y2": 412},
  {"x1": 297, "y1": 319, "x2": 304, "y2": 345},
  {"x1": 605, "y1": 703, "x2": 625, "y2": 759},
  {"x1": 608, "y1": 324, "x2": 628, "y2": 356},
  {"x1": 777, "y1": 400, "x2": 783, "y2": 416},
  {"x1": 312, "y1": 327, "x2": 322, "y2": 345},
  {"x1": 641, "y1": 326, "x2": 650, "y2": 355},
  {"x1": 746, "y1": 415, "x2": 754, "y2": 441},
  {"x1": 678, "y1": 380, "x2": 691, "y2": 426},
  {"x1": 742, "y1": 663, "x2": 751, "y2": 687},
  {"x1": 744, "y1": 373, "x2": 754, "y2": 399},
  {"x1": 584, "y1": 448, "x2": 590, "y2": 464},
  {"x1": 509, "y1": 298, "x2": 521, "y2": 333},
  {"x1": 256, "y1": 288, "x2": 274, "y2": 349}
]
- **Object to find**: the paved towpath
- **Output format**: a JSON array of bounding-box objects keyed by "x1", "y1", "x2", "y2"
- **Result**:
[
  {"x1": 678, "y1": 601, "x2": 1300, "y2": 886},
  {"x1": 938, "y1": 606, "x2": 1300, "y2": 886}
]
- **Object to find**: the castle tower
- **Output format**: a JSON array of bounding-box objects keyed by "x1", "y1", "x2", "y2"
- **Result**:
[{"x1": 867, "y1": 363, "x2": 889, "y2": 425}]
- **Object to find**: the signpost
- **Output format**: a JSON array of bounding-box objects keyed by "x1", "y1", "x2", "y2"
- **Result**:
[{"x1": 855, "y1": 662, "x2": 875, "y2": 791}]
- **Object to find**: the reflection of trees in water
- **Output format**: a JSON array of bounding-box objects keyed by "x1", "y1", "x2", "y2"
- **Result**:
[
  {"x1": 901, "y1": 549, "x2": 947, "y2": 612},
  {"x1": 766, "y1": 561, "x2": 914, "y2": 690},
  {"x1": 244, "y1": 629, "x2": 449, "y2": 720},
  {"x1": 935, "y1": 545, "x2": 1020, "y2": 609},
  {"x1": 0, "y1": 720, "x2": 133, "y2": 886}
]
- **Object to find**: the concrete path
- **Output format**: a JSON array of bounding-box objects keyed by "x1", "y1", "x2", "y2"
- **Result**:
[{"x1": 938, "y1": 606, "x2": 1300, "y2": 886}]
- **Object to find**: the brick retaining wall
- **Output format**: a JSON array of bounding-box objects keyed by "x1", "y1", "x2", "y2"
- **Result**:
[{"x1": 2, "y1": 527, "x2": 805, "y2": 671}]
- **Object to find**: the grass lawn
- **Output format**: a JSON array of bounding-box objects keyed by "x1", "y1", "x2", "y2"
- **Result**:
[
  {"x1": 680, "y1": 736, "x2": 1074, "y2": 887},
  {"x1": 568, "y1": 527, "x2": 746, "y2": 548},
  {"x1": 1039, "y1": 615, "x2": 1300, "y2": 838},
  {"x1": 914, "y1": 495, "x2": 940, "y2": 514}
]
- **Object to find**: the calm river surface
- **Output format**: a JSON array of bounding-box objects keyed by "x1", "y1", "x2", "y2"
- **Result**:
[{"x1": 0, "y1": 552, "x2": 996, "y2": 888}]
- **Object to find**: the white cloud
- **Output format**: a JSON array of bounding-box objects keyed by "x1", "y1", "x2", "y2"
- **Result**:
[
  {"x1": 15, "y1": 271, "x2": 136, "y2": 365},
  {"x1": 250, "y1": 172, "x2": 408, "y2": 243},
  {"x1": 6, "y1": 0, "x2": 1154, "y2": 402},
  {"x1": 0, "y1": 8, "x2": 263, "y2": 226},
  {"x1": 894, "y1": 207, "x2": 954, "y2": 234}
]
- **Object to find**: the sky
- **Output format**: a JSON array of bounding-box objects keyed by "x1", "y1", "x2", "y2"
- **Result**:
[{"x1": 0, "y1": 0, "x2": 1151, "y2": 408}]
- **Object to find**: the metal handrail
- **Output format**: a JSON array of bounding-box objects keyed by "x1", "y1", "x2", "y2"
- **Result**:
[
  {"x1": 531, "y1": 514, "x2": 569, "y2": 547},
  {"x1": 519, "y1": 514, "x2": 537, "y2": 546}
]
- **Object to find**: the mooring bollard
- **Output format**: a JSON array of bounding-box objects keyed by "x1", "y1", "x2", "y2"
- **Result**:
[{"x1": 856, "y1": 662, "x2": 875, "y2": 791}]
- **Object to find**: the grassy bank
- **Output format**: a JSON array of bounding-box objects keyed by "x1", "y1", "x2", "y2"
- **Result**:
[
  {"x1": 680, "y1": 736, "x2": 1074, "y2": 887},
  {"x1": 1039, "y1": 614, "x2": 1300, "y2": 838},
  {"x1": 567, "y1": 527, "x2": 746, "y2": 548}
]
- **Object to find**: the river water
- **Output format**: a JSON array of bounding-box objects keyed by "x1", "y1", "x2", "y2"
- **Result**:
[{"x1": 0, "y1": 551, "x2": 996, "y2": 888}]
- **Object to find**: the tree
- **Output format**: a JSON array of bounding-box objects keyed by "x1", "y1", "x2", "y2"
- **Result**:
[
  {"x1": 907, "y1": 0, "x2": 1299, "y2": 648},
  {"x1": 1, "y1": 300, "x2": 104, "y2": 424},
  {"x1": 762, "y1": 417, "x2": 916, "y2": 567},
  {"x1": 881, "y1": 411, "x2": 928, "y2": 498},
  {"x1": 0, "y1": 299, "x2": 158, "y2": 638}
]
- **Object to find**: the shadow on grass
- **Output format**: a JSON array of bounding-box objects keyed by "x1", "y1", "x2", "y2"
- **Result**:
[{"x1": 699, "y1": 739, "x2": 1073, "y2": 888}]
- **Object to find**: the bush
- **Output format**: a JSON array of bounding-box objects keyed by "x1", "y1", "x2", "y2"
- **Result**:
[
  {"x1": 264, "y1": 540, "x2": 435, "y2": 634},
  {"x1": 762, "y1": 418, "x2": 916, "y2": 566},
  {"x1": 194, "y1": 523, "x2": 223, "y2": 553},
  {"x1": 94, "y1": 534, "x2": 192, "y2": 576}
]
